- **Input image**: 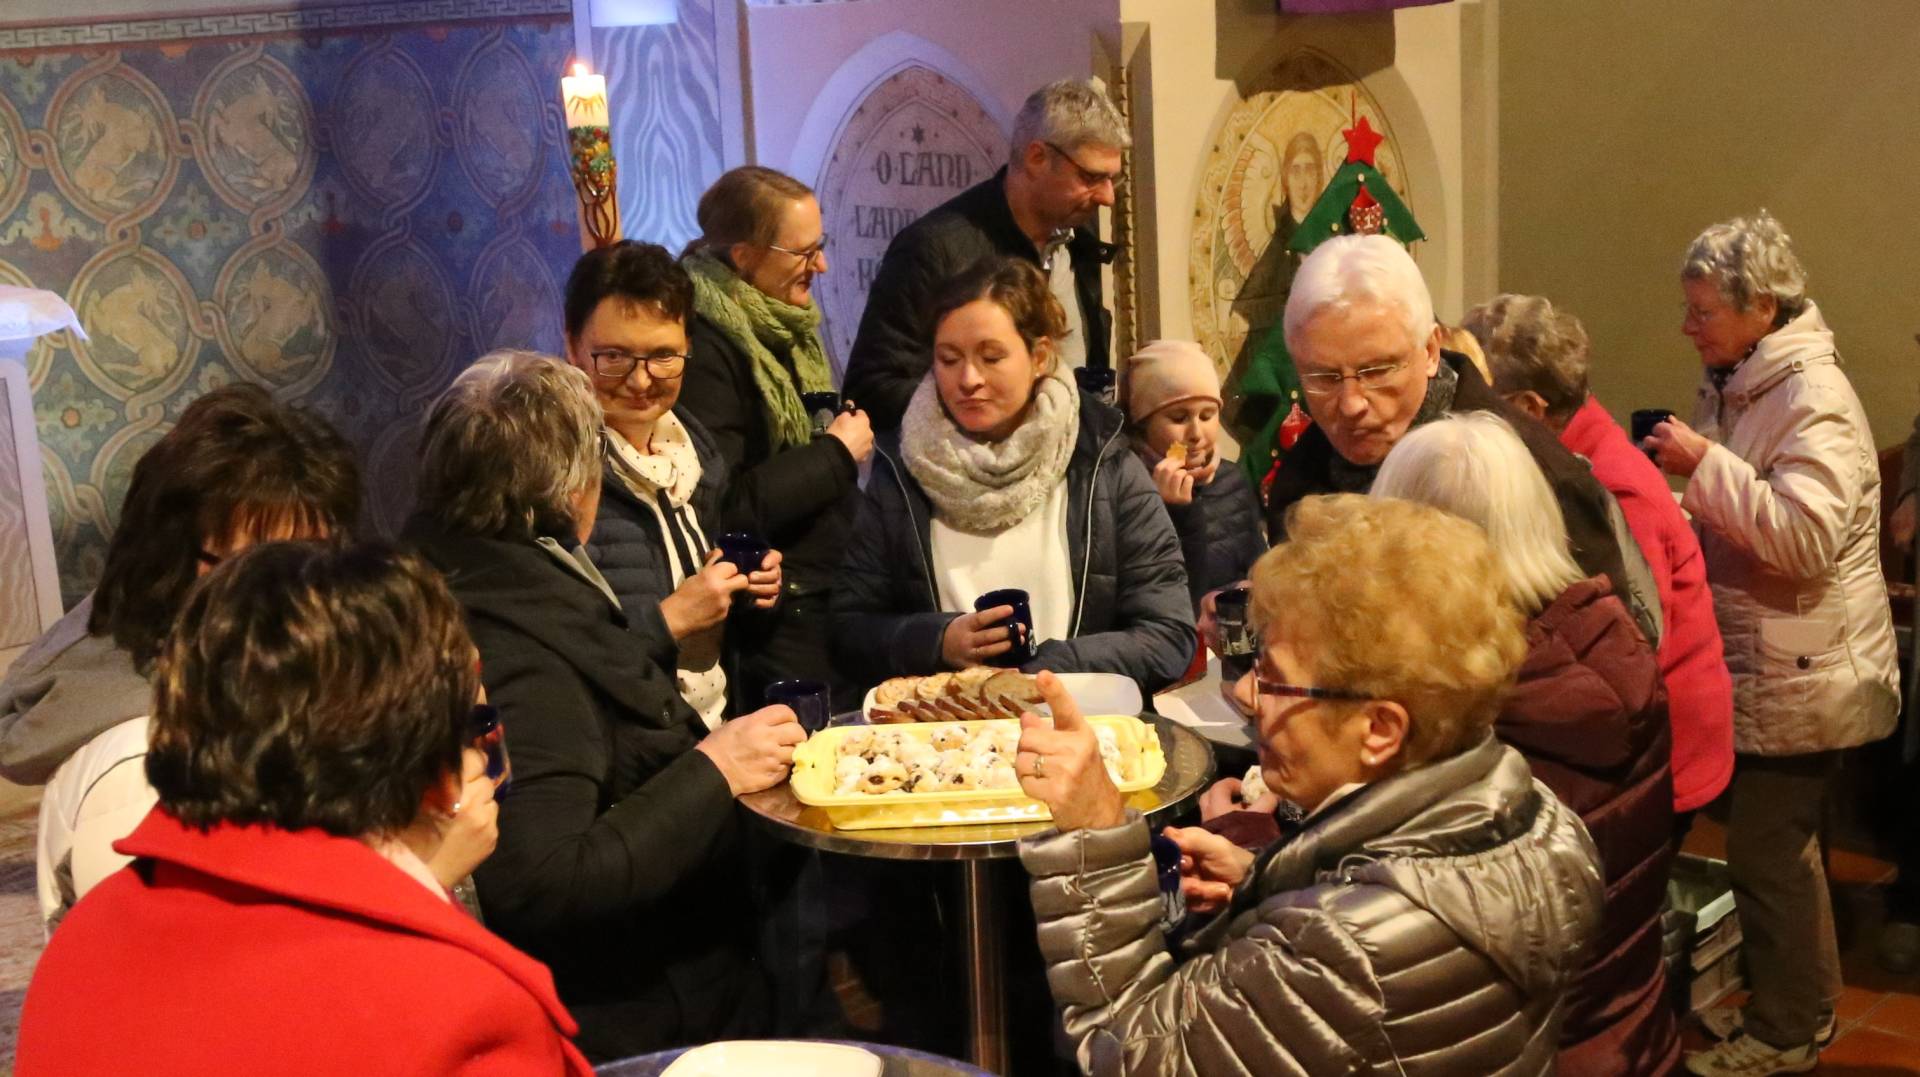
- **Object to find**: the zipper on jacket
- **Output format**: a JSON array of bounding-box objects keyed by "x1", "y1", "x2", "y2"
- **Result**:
[
  {"x1": 878, "y1": 448, "x2": 941, "y2": 610},
  {"x1": 1068, "y1": 424, "x2": 1124, "y2": 639}
]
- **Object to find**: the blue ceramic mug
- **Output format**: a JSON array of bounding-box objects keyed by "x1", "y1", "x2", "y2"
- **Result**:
[
  {"x1": 716, "y1": 531, "x2": 770, "y2": 577},
  {"x1": 974, "y1": 588, "x2": 1035, "y2": 667},
  {"x1": 765, "y1": 679, "x2": 830, "y2": 735}
]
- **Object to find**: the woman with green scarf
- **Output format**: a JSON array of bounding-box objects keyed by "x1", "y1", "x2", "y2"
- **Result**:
[{"x1": 678, "y1": 166, "x2": 873, "y2": 707}]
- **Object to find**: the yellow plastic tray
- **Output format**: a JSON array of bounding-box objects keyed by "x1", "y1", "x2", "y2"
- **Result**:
[{"x1": 789, "y1": 715, "x2": 1167, "y2": 831}]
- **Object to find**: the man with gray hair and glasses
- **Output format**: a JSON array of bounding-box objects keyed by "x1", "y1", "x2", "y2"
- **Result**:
[
  {"x1": 845, "y1": 77, "x2": 1125, "y2": 430},
  {"x1": 1256, "y1": 235, "x2": 1660, "y2": 644}
]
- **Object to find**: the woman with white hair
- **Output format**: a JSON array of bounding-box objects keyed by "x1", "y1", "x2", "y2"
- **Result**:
[
  {"x1": 405, "y1": 350, "x2": 805, "y2": 1060},
  {"x1": 1644, "y1": 212, "x2": 1898, "y2": 1076},
  {"x1": 1374, "y1": 411, "x2": 1681, "y2": 1077}
]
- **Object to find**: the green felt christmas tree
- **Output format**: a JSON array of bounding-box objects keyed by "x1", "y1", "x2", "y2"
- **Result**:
[{"x1": 1234, "y1": 114, "x2": 1425, "y2": 491}]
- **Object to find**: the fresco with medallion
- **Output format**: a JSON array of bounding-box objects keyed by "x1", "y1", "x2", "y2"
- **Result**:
[{"x1": 0, "y1": 14, "x2": 584, "y2": 604}]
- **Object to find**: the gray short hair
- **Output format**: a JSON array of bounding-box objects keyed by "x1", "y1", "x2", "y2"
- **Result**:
[
  {"x1": 1682, "y1": 209, "x2": 1808, "y2": 322},
  {"x1": 1009, "y1": 78, "x2": 1130, "y2": 165},
  {"x1": 417, "y1": 349, "x2": 600, "y2": 542},
  {"x1": 1371, "y1": 411, "x2": 1583, "y2": 615},
  {"x1": 1284, "y1": 234, "x2": 1436, "y2": 358},
  {"x1": 1464, "y1": 293, "x2": 1591, "y2": 424}
]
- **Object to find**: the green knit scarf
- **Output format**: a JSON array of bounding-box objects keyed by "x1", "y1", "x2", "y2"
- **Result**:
[{"x1": 683, "y1": 251, "x2": 835, "y2": 449}]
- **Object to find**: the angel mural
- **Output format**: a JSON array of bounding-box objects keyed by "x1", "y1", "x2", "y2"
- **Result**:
[
  {"x1": 1188, "y1": 52, "x2": 1413, "y2": 459},
  {"x1": 1228, "y1": 130, "x2": 1327, "y2": 346}
]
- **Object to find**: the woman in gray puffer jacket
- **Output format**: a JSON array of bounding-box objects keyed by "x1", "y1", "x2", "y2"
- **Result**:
[{"x1": 1011, "y1": 494, "x2": 1604, "y2": 1075}]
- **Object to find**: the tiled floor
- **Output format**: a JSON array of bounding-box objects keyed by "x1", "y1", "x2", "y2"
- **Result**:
[{"x1": 1681, "y1": 817, "x2": 1920, "y2": 1073}]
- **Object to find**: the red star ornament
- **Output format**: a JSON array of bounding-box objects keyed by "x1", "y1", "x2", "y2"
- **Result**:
[{"x1": 1342, "y1": 115, "x2": 1385, "y2": 167}]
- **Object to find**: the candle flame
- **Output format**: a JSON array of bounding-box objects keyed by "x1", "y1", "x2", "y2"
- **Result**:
[{"x1": 572, "y1": 62, "x2": 589, "y2": 77}]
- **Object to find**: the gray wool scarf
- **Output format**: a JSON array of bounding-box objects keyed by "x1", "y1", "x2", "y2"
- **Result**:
[{"x1": 901, "y1": 372, "x2": 1080, "y2": 532}]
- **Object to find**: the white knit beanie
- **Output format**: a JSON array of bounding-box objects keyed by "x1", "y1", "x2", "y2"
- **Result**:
[{"x1": 1120, "y1": 340, "x2": 1222, "y2": 423}]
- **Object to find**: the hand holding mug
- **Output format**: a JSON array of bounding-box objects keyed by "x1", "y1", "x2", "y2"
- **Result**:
[
  {"x1": 746, "y1": 548, "x2": 783, "y2": 609},
  {"x1": 1162, "y1": 824, "x2": 1255, "y2": 914},
  {"x1": 942, "y1": 605, "x2": 1014, "y2": 668},
  {"x1": 1641, "y1": 415, "x2": 1711, "y2": 477},
  {"x1": 428, "y1": 746, "x2": 500, "y2": 888},
  {"x1": 826, "y1": 406, "x2": 874, "y2": 463},
  {"x1": 697, "y1": 704, "x2": 806, "y2": 796},
  {"x1": 660, "y1": 551, "x2": 751, "y2": 640}
]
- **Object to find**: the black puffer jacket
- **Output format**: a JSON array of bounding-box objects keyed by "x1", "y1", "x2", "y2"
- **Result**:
[
  {"x1": 405, "y1": 522, "x2": 765, "y2": 1062},
  {"x1": 1164, "y1": 461, "x2": 1266, "y2": 606},
  {"x1": 842, "y1": 166, "x2": 1116, "y2": 432},
  {"x1": 830, "y1": 391, "x2": 1193, "y2": 695},
  {"x1": 581, "y1": 407, "x2": 728, "y2": 667},
  {"x1": 678, "y1": 313, "x2": 859, "y2": 590},
  {"x1": 1020, "y1": 736, "x2": 1604, "y2": 1076}
]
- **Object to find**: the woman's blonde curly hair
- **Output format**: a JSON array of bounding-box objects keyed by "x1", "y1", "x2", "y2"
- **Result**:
[{"x1": 1251, "y1": 494, "x2": 1528, "y2": 767}]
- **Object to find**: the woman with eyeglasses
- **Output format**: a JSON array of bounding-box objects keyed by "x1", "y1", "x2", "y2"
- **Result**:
[
  {"x1": 564, "y1": 240, "x2": 781, "y2": 731},
  {"x1": 1373, "y1": 412, "x2": 1681, "y2": 1077},
  {"x1": 19, "y1": 541, "x2": 590, "y2": 1075},
  {"x1": 677, "y1": 166, "x2": 873, "y2": 706},
  {"x1": 1010, "y1": 493, "x2": 1603, "y2": 1074}
]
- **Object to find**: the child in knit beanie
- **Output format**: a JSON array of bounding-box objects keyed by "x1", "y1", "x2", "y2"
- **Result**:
[{"x1": 1120, "y1": 341, "x2": 1267, "y2": 607}]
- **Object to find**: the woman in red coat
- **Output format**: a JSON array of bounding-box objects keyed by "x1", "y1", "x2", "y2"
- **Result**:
[
  {"x1": 1469, "y1": 292, "x2": 1735, "y2": 824},
  {"x1": 1375, "y1": 411, "x2": 1680, "y2": 1077},
  {"x1": 18, "y1": 542, "x2": 591, "y2": 1077}
]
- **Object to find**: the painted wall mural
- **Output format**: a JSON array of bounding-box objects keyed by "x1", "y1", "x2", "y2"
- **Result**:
[
  {"x1": 0, "y1": 9, "x2": 585, "y2": 605},
  {"x1": 812, "y1": 63, "x2": 1005, "y2": 372},
  {"x1": 1189, "y1": 49, "x2": 1412, "y2": 392}
]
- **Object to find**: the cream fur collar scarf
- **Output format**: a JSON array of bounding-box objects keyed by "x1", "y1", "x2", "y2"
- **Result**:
[{"x1": 901, "y1": 372, "x2": 1079, "y2": 532}]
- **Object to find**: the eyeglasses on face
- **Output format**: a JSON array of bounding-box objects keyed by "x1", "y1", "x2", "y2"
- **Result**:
[
  {"x1": 1252, "y1": 676, "x2": 1371, "y2": 703},
  {"x1": 1043, "y1": 141, "x2": 1122, "y2": 188},
  {"x1": 766, "y1": 234, "x2": 829, "y2": 262},
  {"x1": 1298, "y1": 359, "x2": 1409, "y2": 397},
  {"x1": 590, "y1": 349, "x2": 688, "y2": 380}
]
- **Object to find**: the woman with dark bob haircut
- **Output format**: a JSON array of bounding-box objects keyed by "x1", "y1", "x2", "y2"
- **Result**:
[
  {"x1": 0, "y1": 383, "x2": 366, "y2": 931},
  {"x1": 18, "y1": 542, "x2": 590, "y2": 1075}
]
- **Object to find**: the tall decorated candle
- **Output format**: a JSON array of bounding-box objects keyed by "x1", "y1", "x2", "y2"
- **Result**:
[{"x1": 561, "y1": 62, "x2": 618, "y2": 247}]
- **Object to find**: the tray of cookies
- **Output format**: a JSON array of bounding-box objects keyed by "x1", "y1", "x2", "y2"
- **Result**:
[
  {"x1": 788, "y1": 715, "x2": 1166, "y2": 831},
  {"x1": 861, "y1": 669, "x2": 1143, "y2": 724}
]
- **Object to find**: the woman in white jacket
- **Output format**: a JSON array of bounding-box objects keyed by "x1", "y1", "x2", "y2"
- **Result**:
[{"x1": 1645, "y1": 211, "x2": 1899, "y2": 1077}]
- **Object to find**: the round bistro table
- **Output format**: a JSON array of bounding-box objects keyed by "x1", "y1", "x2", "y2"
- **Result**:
[
  {"x1": 738, "y1": 716, "x2": 1215, "y2": 1075},
  {"x1": 595, "y1": 1039, "x2": 994, "y2": 1076}
]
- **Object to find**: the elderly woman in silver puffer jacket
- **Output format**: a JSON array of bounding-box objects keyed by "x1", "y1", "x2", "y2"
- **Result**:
[{"x1": 1010, "y1": 494, "x2": 1603, "y2": 1075}]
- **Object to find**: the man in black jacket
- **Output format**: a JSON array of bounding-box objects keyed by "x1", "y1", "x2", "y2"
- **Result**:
[
  {"x1": 844, "y1": 78, "x2": 1124, "y2": 431},
  {"x1": 1262, "y1": 234, "x2": 1662, "y2": 644}
]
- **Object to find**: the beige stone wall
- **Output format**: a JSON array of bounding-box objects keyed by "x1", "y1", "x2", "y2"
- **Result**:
[{"x1": 1497, "y1": 0, "x2": 1920, "y2": 448}]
